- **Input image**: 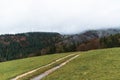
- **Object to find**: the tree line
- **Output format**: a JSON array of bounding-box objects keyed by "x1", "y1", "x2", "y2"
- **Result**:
[{"x1": 0, "y1": 32, "x2": 120, "y2": 62}]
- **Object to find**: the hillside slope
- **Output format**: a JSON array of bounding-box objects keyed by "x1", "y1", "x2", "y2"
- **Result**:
[
  {"x1": 1, "y1": 48, "x2": 120, "y2": 80},
  {"x1": 43, "y1": 48, "x2": 120, "y2": 80},
  {"x1": 0, "y1": 53, "x2": 71, "y2": 80}
]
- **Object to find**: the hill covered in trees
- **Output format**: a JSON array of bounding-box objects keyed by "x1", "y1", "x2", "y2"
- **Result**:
[
  {"x1": 0, "y1": 32, "x2": 62, "y2": 61},
  {"x1": 0, "y1": 29, "x2": 120, "y2": 62}
]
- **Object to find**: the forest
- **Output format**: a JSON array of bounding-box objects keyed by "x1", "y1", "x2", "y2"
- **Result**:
[{"x1": 0, "y1": 31, "x2": 120, "y2": 62}]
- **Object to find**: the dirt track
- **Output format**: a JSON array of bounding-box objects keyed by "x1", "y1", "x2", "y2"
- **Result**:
[
  {"x1": 31, "y1": 54, "x2": 79, "y2": 80},
  {"x1": 11, "y1": 54, "x2": 77, "y2": 80}
]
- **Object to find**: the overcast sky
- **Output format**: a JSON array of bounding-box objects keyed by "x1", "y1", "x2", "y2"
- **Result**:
[{"x1": 0, "y1": 0, "x2": 120, "y2": 34}]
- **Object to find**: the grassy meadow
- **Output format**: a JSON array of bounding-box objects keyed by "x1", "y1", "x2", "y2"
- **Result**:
[
  {"x1": 0, "y1": 53, "x2": 72, "y2": 80},
  {"x1": 43, "y1": 48, "x2": 120, "y2": 80},
  {"x1": 1, "y1": 48, "x2": 120, "y2": 80}
]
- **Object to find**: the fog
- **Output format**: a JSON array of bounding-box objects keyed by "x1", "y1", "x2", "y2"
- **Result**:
[{"x1": 0, "y1": 0, "x2": 120, "y2": 34}]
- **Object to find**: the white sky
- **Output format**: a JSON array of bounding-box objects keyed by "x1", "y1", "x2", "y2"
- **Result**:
[{"x1": 0, "y1": 0, "x2": 120, "y2": 34}]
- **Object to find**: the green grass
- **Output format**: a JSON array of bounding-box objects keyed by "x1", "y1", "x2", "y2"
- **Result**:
[
  {"x1": 0, "y1": 53, "x2": 72, "y2": 80},
  {"x1": 42, "y1": 48, "x2": 120, "y2": 80},
  {"x1": 1, "y1": 48, "x2": 120, "y2": 80}
]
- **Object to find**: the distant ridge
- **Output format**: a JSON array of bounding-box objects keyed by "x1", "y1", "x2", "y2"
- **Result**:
[{"x1": 0, "y1": 28, "x2": 120, "y2": 62}]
